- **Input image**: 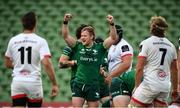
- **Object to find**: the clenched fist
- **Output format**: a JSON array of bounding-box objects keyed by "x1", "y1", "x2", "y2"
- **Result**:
[
  {"x1": 106, "y1": 14, "x2": 114, "y2": 24},
  {"x1": 64, "y1": 13, "x2": 72, "y2": 22}
]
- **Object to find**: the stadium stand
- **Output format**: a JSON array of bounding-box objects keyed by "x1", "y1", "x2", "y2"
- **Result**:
[{"x1": 0, "y1": 0, "x2": 179, "y2": 106}]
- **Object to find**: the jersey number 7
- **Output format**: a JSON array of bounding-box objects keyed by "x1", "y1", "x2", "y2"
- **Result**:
[{"x1": 159, "y1": 48, "x2": 167, "y2": 65}]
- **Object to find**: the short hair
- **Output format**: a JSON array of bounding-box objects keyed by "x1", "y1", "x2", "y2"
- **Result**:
[
  {"x1": 76, "y1": 24, "x2": 88, "y2": 39},
  {"x1": 81, "y1": 26, "x2": 95, "y2": 40},
  {"x1": 115, "y1": 24, "x2": 123, "y2": 41},
  {"x1": 150, "y1": 16, "x2": 168, "y2": 37},
  {"x1": 21, "y1": 12, "x2": 36, "y2": 30}
]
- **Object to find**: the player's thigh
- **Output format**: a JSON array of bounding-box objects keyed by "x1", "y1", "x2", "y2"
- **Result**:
[
  {"x1": 87, "y1": 100, "x2": 99, "y2": 107},
  {"x1": 114, "y1": 95, "x2": 130, "y2": 107},
  {"x1": 72, "y1": 97, "x2": 85, "y2": 107}
]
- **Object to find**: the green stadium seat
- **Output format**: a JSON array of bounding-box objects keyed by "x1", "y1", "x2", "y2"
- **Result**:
[
  {"x1": 53, "y1": 0, "x2": 66, "y2": 7},
  {"x1": 146, "y1": 0, "x2": 160, "y2": 8},
  {"x1": 115, "y1": 0, "x2": 128, "y2": 8},
  {"x1": 162, "y1": 0, "x2": 175, "y2": 8},
  {"x1": 84, "y1": 1, "x2": 97, "y2": 8},
  {"x1": 100, "y1": 0, "x2": 112, "y2": 8},
  {"x1": 130, "y1": 0, "x2": 144, "y2": 8},
  {"x1": 69, "y1": 0, "x2": 81, "y2": 7}
]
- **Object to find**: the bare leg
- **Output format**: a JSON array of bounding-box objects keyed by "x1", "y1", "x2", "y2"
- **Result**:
[
  {"x1": 72, "y1": 97, "x2": 85, "y2": 108},
  {"x1": 87, "y1": 100, "x2": 99, "y2": 107},
  {"x1": 113, "y1": 95, "x2": 130, "y2": 107}
]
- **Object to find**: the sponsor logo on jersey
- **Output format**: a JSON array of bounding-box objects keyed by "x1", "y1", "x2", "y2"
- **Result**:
[
  {"x1": 79, "y1": 48, "x2": 85, "y2": 54},
  {"x1": 95, "y1": 92, "x2": 100, "y2": 98},
  {"x1": 153, "y1": 42, "x2": 171, "y2": 47},
  {"x1": 157, "y1": 70, "x2": 167, "y2": 81},
  {"x1": 121, "y1": 45, "x2": 130, "y2": 52},
  {"x1": 92, "y1": 49, "x2": 98, "y2": 55},
  {"x1": 80, "y1": 57, "x2": 97, "y2": 62}
]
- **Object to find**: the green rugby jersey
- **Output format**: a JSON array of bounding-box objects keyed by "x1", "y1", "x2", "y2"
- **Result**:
[
  {"x1": 73, "y1": 41, "x2": 107, "y2": 85},
  {"x1": 62, "y1": 46, "x2": 77, "y2": 80}
]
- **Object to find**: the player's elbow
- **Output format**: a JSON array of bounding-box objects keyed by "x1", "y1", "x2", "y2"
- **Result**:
[
  {"x1": 5, "y1": 63, "x2": 13, "y2": 69},
  {"x1": 124, "y1": 63, "x2": 131, "y2": 71},
  {"x1": 42, "y1": 57, "x2": 52, "y2": 67},
  {"x1": 4, "y1": 57, "x2": 13, "y2": 69}
]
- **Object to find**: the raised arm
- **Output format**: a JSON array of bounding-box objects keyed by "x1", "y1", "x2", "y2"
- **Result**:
[
  {"x1": 61, "y1": 13, "x2": 76, "y2": 47},
  {"x1": 103, "y1": 14, "x2": 118, "y2": 49}
]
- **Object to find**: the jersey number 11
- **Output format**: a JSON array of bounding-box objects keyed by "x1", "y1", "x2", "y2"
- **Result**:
[{"x1": 18, "y1": 46, "x2": 32, "y2": 64}]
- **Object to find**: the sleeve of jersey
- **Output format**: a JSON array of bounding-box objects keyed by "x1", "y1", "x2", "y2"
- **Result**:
[
  {"x1": 138, "y1": 41, "x2": 148, "y2": 58},
  {"x1": 5, "y1": 39, "x2": 12, "y2": 58},
  {"x1": 62, "y1": 46, "x2": 72, "y2": 57},
  {"x1": 40, "y1": 39, "x2": 51, "y2": 60},
  {"x1": 120, "y1": 44, "x2": 133, "y2": 57}
]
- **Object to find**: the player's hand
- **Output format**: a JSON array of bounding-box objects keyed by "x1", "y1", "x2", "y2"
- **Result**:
[
  {"x1": 106, "y1": 14, "x2": 114, "y2": 24},
  {"x1": 105, "y1": 74, "x2": 112, "y2": 84},
  {"x1": 100, "y1": 67, "x2": 108, "y2": 78},
  {"x1": 51, "y1": 85, "x2": 59, "y2": 97},
  {"x1": 64, "y1": 13, "x2": 72, "y2": 22}
]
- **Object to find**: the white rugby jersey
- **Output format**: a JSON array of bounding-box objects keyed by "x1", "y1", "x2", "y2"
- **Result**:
[
  {"x1": 108, "y1": 39, "x2": 133, "y2": 73},
  {"x1": 139, "y1": 36, "x2": 177, "y2": 92},
  {"x1": 5, "y1": 33, "x2": 51, "y2": 82}
]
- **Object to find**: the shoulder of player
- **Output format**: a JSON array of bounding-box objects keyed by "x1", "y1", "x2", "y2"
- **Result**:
[
  {"x1": 63, "y1": 46, "x2": 73, "y2": 52},
  {"x1": 118, "y1": 39, "x2": 132, "y2": 48}
]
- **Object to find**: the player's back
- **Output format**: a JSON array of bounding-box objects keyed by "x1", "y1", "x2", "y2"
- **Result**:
[
  {"x1": 140, "y1": 36, "x2": 177, "y2": 91},
  {"x1": 7, "y1": 33, "x2": 50, "y2": 82}
]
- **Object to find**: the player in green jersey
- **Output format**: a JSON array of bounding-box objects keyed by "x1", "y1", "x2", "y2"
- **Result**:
[
  {"x1": 59, "y1": 24, "x2": 88, "y2": 91},
  {"x1": 61, "y1": 13, "x2": 118, "y2": 107}
]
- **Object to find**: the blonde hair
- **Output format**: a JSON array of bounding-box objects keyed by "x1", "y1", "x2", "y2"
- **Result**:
[
  {"x1": 81, "y1": 26, "x2": 95, "y2": 40},
  {"x1": 150, "y1": 16, "x2": 168, "y2": 37}
]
